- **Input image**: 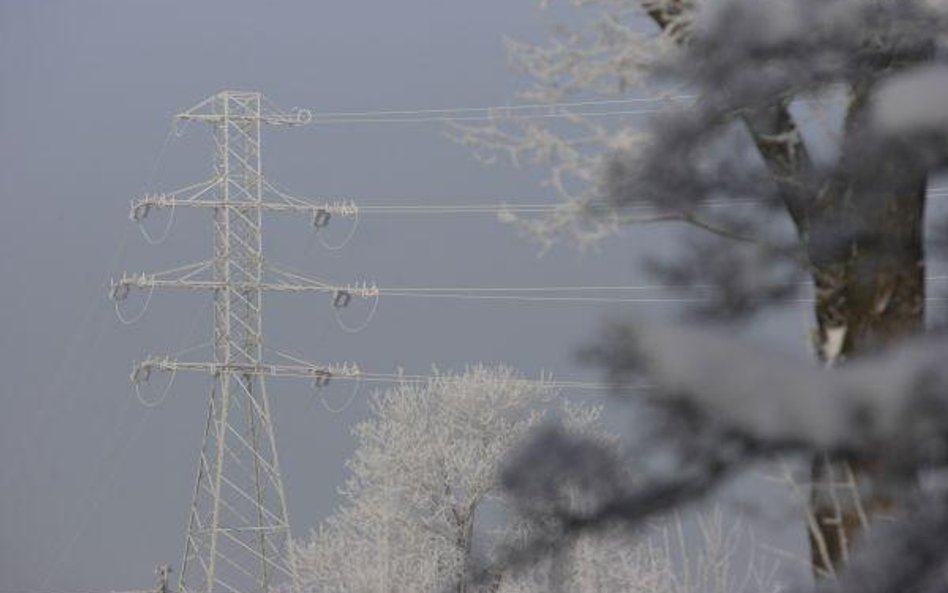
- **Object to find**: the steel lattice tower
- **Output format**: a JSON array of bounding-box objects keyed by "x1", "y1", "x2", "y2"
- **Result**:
[
  {"x1": 111, "y1": 91, "x2": 358, "y2": 593},
  {"x1": 180, "y1": 91, "x2": 288, "y2": 593}
]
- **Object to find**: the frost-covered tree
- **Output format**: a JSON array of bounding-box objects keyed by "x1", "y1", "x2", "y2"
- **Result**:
[
  {"x1": 457, "y1": 0, "x2": 948, "y2": 580},
  {"x1": 289, "y1": 366, "x2": 609, "y2": 593}
]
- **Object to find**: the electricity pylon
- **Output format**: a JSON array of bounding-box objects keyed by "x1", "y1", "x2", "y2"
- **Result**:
[{"x1": 111, "y1": 91, "x2": 361, "y2": 593}]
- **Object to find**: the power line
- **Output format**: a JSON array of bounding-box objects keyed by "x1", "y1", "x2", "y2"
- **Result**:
[
  {"x1": 285, "y1": 93, "x2": 882, "y2": 127},
  {"x1": 265, "y1": 346, "x2": 631, "y2": 394},
  {"x1": 307, "y1": 107, "x2": 672, "y2": 125},
  {"x1": 273, "y1": 187, "x2": 948, "y2": 217},
  {"x1": 326, "y1": 372, "x2": 626, "y2": 393},
  {"x1": 378, "y1": 292, "x2": 709, "y2": 304},
  {"x1": 0, "y1": 589, "x2": 157, "y2": 593},
  {"x1": 309, "y1": 95, "x2": 696, "y2": 120},
  {"x1": 363, "y1": 292, "x2": 948, "y2": 306},
  {"x1": 260, "y1": 263, "x2": 948, "y2": 302},
  {"x1": 354, "y1": 188, "x2": 948, "y2": 211},
  {"x1": 117, "y1": 255, "x2": 948, "y2": 305},
  {"x1": 376, "y1": 275, "x2": 948, "y2": 295},
  {"x1": 133, "y1": 175, "x2": 948, "y2": 233}
]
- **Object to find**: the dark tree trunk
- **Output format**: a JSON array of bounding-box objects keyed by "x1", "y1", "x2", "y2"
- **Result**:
[
  {"x1": 455, "y1": 509, "x2": 475, "y2": 593},
  {"x1": 806, "y1": 93, "x2": 928, "y2": 573},
  {"x1": 642, "y1": 0, "x2": 930, "y2": 578}
]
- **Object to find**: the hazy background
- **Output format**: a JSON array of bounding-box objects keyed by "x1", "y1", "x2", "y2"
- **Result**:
[{"x1": 0, "y1": 1, "x2": 816, "y2": 591}]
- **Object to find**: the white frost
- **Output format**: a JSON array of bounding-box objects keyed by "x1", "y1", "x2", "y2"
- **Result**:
[{"x1": 822, "y1": 325, "x2": 847, "y2": 364}]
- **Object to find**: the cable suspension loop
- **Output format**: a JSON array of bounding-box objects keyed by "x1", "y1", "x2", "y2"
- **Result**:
[
  {"x1": 261, "y1": 177, "x2": 362, "y2": 249},
  {"x1": 134, "y1": 365, "x2": 178, "y2": 408},
  {"x1": 317, "y1": 207, "x2": 360, "y2": 251},
  {"x1": 112, "y1": 281, "x2": 156, "y2": 325},
  {"x1": 315, "y1": 373, "x2": 364, "y2": 414},
  {"x1": 331, "y1": 290, "x2": 380, "y2": 333},
  {"x1": 137, "y1": 194, "x2": 176, "y2": 245},
  {"x1": 131, "y1": 297, "x2": 211, "y2": 410}
]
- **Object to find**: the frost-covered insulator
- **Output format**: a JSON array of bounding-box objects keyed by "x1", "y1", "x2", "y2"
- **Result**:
[
  {"x1": 311, "y1": 370, "x2": 332, "y2": 389},
  {"x1": 130, "y1": 202, "x2": 151, "y2": 223},
  {"x1": 110, "y1": 280, "x2": 130, "y2": 301},
  {"x1": 333, "y1": 290, "x2": 352, "y2": 308},
  {"x1": 312, "y1": 208, "x2": 331, "y2": 229},
  {"x1": 296, "y1": 108, "x2": 313, "y2": 125},
  {"x1": 131, "y1": 364, "x2": 151, "y2": 384}
]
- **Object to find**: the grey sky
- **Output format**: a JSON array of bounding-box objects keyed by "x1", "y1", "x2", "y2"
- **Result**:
[{"x1": 0, "y1": 1, "x2": 817, "y2": 591}]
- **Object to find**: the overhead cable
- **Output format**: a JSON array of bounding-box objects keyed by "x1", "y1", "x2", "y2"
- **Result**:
[{"x1": 310, "y1": 95, "x2": 696, "y2": 120}]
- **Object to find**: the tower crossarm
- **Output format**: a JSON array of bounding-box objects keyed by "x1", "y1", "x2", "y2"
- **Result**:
[
  {"x1": 175, "y1": 92, "x2": 313, "y2": 127},
  {"x1": 110, "y1": 261, "x2": 378, "y2": 299},
  {"x1": 265, "y1": 264, "x2": 379, "y2": 297},
  {"x1": 111, "y1": 276, "x2": 342, "y2": 294},
  {"x1": 132, "y1": 197, "x2": 357, "y2": 217},
  {"x1": 130, "y1": 177, "x2": 222, "y2": 222},
  {"x1": 109, "y1": 260, "x2": 214, "y2": 300},
  {"x1": 260, "y1": 178, "x2": 358, "y2": 219},
  {"x1": 131, "y1": 356, "x2": 361, "y2": 383},
  {"x1": 130, "y1": 176, "x2": 357, "y2": 226}
]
